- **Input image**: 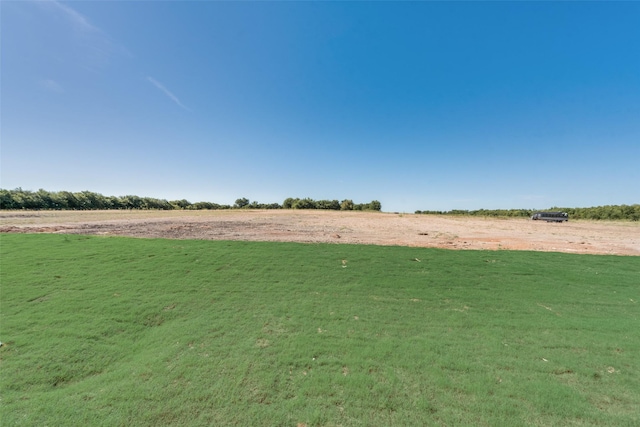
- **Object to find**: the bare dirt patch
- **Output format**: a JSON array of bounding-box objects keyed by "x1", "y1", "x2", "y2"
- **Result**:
[{"x1": 1, "y1": 210, "x2": 638, "y2": 255}]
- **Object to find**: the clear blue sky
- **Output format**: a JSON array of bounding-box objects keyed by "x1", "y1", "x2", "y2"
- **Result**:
[{"x1": 2, "y1": 1, "x2": 639, "y2": 212}]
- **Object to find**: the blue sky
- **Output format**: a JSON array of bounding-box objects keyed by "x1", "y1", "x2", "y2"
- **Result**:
[{"x1": 2, "y1": 1, "x2": 639, "y2": 212}]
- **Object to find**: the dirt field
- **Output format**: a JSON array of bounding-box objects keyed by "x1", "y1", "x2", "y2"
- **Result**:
[{"x1": 1, "y1": 210, "x2": 638, "y2": 256}]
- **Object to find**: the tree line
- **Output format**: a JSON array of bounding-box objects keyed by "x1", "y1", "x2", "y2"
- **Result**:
[
  {"x1": 415, "y1": 205, "x2": 640, "y2": 221},
  {"x1": 0, "y1": 188, "x2": 382, "y2": 212},
  {"x1": 281, "y1": 198, "x2": 381, "y2": 211}
]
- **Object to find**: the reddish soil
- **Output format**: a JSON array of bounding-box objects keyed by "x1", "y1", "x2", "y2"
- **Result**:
[{"x1": 1, "y1": 210, "x2": 638, "y2": 255}]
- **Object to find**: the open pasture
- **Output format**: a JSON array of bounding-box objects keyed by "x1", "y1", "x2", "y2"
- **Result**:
[
  {"x1": 1, "y1": 209, "x2": 638, "y2": 255},
  {"x1": 1, "y1": 234, "x2": 638, "y2": 426}
]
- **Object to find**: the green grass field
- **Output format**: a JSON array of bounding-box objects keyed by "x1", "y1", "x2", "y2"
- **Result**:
[{"x1": 1, "y1": 234, "x2": 638, "y2": 426}]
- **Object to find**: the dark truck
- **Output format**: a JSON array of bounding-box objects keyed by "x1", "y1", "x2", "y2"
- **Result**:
[{"x1": 531, "y1": 212, "x2": 569, "y2": 222}]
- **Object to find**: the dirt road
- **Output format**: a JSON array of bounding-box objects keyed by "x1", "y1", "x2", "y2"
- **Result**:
[{"x1": 1, "y1": 210, "x2": 638, "y2": 255}]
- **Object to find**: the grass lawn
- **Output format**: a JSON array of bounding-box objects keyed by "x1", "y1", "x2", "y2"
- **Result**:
[{"x1": 1, "y1": 234, "x2": 638, "y2": 426}]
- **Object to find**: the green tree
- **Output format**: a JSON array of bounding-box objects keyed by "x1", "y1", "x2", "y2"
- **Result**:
[
  {"x1": 316, "y1": 200, "x2": 340, "y2": 210},
  {"x1": 170, "y1": 199, "x2": 191, "y2": 210},
  {"x1": 234, "y1": 198, "x2": 250, "y2": 209},
  {"x1": 293, "y1": 198, "x2": 317, "y2": 209},
  {"x1": 368, "y1": 200, "x2": 382, "y2": 211},
  {"x1": 340, "y1": 199, "x2": 354, "y2": 211},
  {"x1": 283, "y1": 198, "x2": 298, "y2": 209},
  {"x1": 0, "y1": 189, "x2": 17, "y2": 209},
  {"x1": 191, "y1": 201, "x2": 221, "y2": 210},
  {"x1": 120, "y1": 195, "x2": 143, "y2": 209}
]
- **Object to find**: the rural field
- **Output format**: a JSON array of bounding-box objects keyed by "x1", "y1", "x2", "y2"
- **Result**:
[
  {"x1": 1, "y1": 211, "x2": 639, "y2": 426},
  {"x1": 0, "y1": 209, "x2": 639, "y2": 255}
]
